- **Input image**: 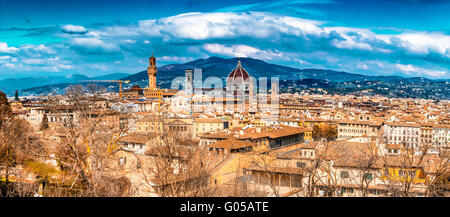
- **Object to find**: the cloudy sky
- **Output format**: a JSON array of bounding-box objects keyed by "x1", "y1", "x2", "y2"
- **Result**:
[{"x1": 0, "y1": 0, "x2": 449, "y2": 79}]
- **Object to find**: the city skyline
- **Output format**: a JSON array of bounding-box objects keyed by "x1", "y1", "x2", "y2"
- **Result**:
[
  {"x1": 1, "y1": 0, "x2": 450, "y2": 80},
  {"x1": 0, "y1": 1, "x2": 449, "y2": 200}
]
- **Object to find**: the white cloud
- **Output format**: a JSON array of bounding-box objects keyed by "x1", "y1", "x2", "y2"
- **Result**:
[
  {"x1": 137, "y1": 12, "x2": 322, "y2": 40},
  {"x1": 0, "y1": 42, "x2": 19, "y2": 53},
  {"x1": 394, "y1": 33, "x2": 450, "y2": 56},
  {"x1": 396, "y1": 63, "x2": 447, "y2": 78},
  {"x1": 396, "y1": 64, "x2": 416, "y2": 74},
  {"x1": 357, "y1": 63, "x2": 369, "y2": 70},
  {"x1": 20, "y1": 44, "x2": 56, "y2": 54},
  {"x1": 86, "y1": 12, "x2": 449, "y2": 66},
  {"x1": 203, "y1": 43, "x2": 260, "y2": 57},
  {"x1": 3, "y1": 11, "x2": 450, "y2": 79},
  {"x1": 71, "y1": 38, "x2": 118, "y2": 52},
  {"x1": 123, "y1": 39, "x2": 136, "y2": 44},
  {"x1": 57, "y1": 64, "x2": 74, "y2": 70},
  {"x1": 23, "y1": 58, "x2": 45, "y2": 65},
  {"x1": 422, "y1": 69, "x2": 447, "y2": 77},
  {"x1": 332, "y1": 37, "x2": 373, "y2": 51},
  {"x1": 62, "y1": 25, "x2": 88, "y2": 34},
  {"x1": 203, "y1": 43, "x2": 285, "y2": 61},
  {"x1": 0, "y1": 56, "x2": 12, "y2": 60},
  {"x1": 3, "y1": 63, "x2": 15, "y2": 69},
  {"x1": 34, "y1": 44, "x2": 56, "y2": 54},
  {"x1": 159, "y1": 56, "x2": 195, "y2": 62}
]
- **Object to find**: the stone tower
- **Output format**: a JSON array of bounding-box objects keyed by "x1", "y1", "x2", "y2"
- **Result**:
[
  {"x1": 271, "y1": 81, "x2": 278, "y2": 99},
  {"x1": 249, "y1": 76, "x2": 257, "y2": 112},
  {"x1": 185, "y1": 69, "x2": 193, "y2": 95},
  {"x1": 148, "y1": 53, "x2": 157, "y2": 90}
]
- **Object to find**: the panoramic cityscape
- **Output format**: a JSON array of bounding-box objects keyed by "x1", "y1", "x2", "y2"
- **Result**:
[{"x1": 0, "y1": 0, "x2": 449, "y2": 200}]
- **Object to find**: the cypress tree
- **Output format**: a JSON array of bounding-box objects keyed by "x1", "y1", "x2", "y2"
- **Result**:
[{"x1": 14, "y1": 90, "x2": 19, "y2": 101}]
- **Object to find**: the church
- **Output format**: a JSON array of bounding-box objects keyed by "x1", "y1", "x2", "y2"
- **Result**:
[
  {"x1": 182, "y1": 58, "x2": 259, "y2": 114},
  {"x1": 185, "y1": 58, "x2": 255, "y2": 101}
]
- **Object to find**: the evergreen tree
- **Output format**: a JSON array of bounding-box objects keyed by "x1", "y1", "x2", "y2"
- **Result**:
[{"x1": 14, "y1": 90, "x2": 19, "y2": 101}]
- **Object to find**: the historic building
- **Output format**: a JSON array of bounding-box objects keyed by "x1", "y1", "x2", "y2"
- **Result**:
[
  {"x1": 383, "y1": 122, "x2": 422, "y2": 149},
  {"x1": 143, "y1": 54, "x2": 178, "y2": 99},
  {"x1": 226, "y1": 58, "x2": 253, "y2": 100},
  {"x1": 337, "y1": 120, "x2": 382, "y2": 140}
]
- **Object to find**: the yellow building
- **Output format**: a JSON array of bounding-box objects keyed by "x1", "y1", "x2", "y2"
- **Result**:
[
  {"x1": 380, "y1": 156, "x2": 426, "y2": 184},
  {"x1": 136, "y1": 117, "x2": 193, "y2": 138},
  {"x1": 193, "y1": 118, "x2": 229, "y2": 139}
]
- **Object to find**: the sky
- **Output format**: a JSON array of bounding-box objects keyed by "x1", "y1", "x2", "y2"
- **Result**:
[{"x1": 0, "y1": 0, "x2": 449, "y2": 79}]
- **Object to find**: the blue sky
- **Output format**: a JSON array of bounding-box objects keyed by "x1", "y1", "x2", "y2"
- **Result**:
[{"x1": 0, "y1": 0, "x2": 449, "y2": 79}]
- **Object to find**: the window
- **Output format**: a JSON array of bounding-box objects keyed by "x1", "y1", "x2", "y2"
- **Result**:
[
  {"x1": 136, "y1": 162, "x2": 141, "y2": 169},
  {"x1": 297, "y1": 162, "x2": 306, "y2": 168},
  {"x1": 341, "y1": 187, "x2": 353, "y2": 194},
  {"x1": 384, "y1": 169, "x2": 389, "y2": 176},
  {"x1": 399, "y1": 170, "x2": 406, "y2": 177},
  {"x1": 363, "y1": 173, "x2": 373, "y2": 180},
  {"x1": 119, "y1": 157, "x2": 126, "y2": 166},
  {"x1": 408, "y1": 171, "x2": 415, "y2": 177},
  {"x1": 340, "y1": 171, "x2": 349, "y2": 179}
]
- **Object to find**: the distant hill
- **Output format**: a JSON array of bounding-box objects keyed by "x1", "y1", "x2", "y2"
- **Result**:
[
  {"x1": 0, "y1": 73, "x2": 129, "y2": 96},
  {"x1": 122, "y1": 56, "x2": 436, "y2": 87},
  {"x1": 16, "y1": 57, "x2": 449, "y2": 99}
]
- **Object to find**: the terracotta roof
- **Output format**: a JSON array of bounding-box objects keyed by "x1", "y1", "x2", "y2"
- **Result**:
[
  {"x1": 193, "y1": 118, "x2": 225, "y2": 123},
  {"x1": 385, "y1": 121, "x2": 422, "y2": 127},
  {"x1": 385, "y1": 144, "x2": 402, "y2": 149},
  {"x1": 120, "y1": 132, "x2": 158, "y2": 144},
  {"x1": 244, "y1": 165, "x2": 304, "y2": 175},
  {"x1": 200, "y1": 133, "x2": 234, "y2": 139},
  {"x1": 208, "y1": 138, "x2": 253, "y2": 150},
  {"x1": 338, "y1": 120, "x2": 383, "y2": 126},
  {"x1": 227, "y1": 59, "x2": 250, "y2": 83},
  {"x1": 240, "y1": 126, "x2": 307, "y2": 140}
]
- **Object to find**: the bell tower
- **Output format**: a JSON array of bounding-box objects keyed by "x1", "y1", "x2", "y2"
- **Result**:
[{"x1": 148, "y1": 53, "x2": 157, "y2": 90}]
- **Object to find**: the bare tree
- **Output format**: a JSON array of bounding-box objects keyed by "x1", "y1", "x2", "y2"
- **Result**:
[
  {"x1": 424, "y1": 147, "x2": 449, "y2": 197},
  {"x1": 141, "y1": 112, "x2": 218, "y2": 197},
  {"x1": 0, "y1": 118, "x2": 46, "y2": 196},
  {"x1": 42, "y1": 85, "x2": 132, "y2": 196},
  {"x1": 380, "y1": 143, "x2": 433, "y2": 197}
]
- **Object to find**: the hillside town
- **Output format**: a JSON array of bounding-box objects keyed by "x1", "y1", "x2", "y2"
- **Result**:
[{"x1": 1, "y1": 54, "x2": 449, "y2": 197}]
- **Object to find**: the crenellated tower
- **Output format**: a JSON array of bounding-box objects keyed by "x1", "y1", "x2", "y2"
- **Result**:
[{"x1": 148, "y1": 53, "x2": 157, "y2": 89}]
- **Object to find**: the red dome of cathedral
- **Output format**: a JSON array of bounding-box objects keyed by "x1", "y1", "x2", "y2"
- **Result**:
[{"x1": 227, "y1": 58, "x2": 250, "y2": 83}]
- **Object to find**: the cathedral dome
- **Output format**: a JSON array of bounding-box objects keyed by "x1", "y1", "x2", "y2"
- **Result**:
[{"x1": 227, "y1": 59, "x2": 250, "y2": 83}]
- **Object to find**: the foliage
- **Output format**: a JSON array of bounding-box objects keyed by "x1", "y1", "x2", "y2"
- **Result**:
[
  {"x1": 24, "y1": 161, "x2": 57, "y2": 179},
  {"x1": 312, "y1": 125, "x2": 337, "y2": 141},
  {"x1": 0, "y1": 91, "x2": 12, "y2": 127}
]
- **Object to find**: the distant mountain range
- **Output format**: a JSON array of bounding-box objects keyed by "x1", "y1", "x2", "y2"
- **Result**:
[
  {"x1": 123, "y1": 56, "x2": 443, "y2": 84},
  {"x1": 9, "y1": 57, "x2": 449, "y2": 99},
  {"x1": 0, "y1": 73, "x2": 129, "y2": 96}
]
